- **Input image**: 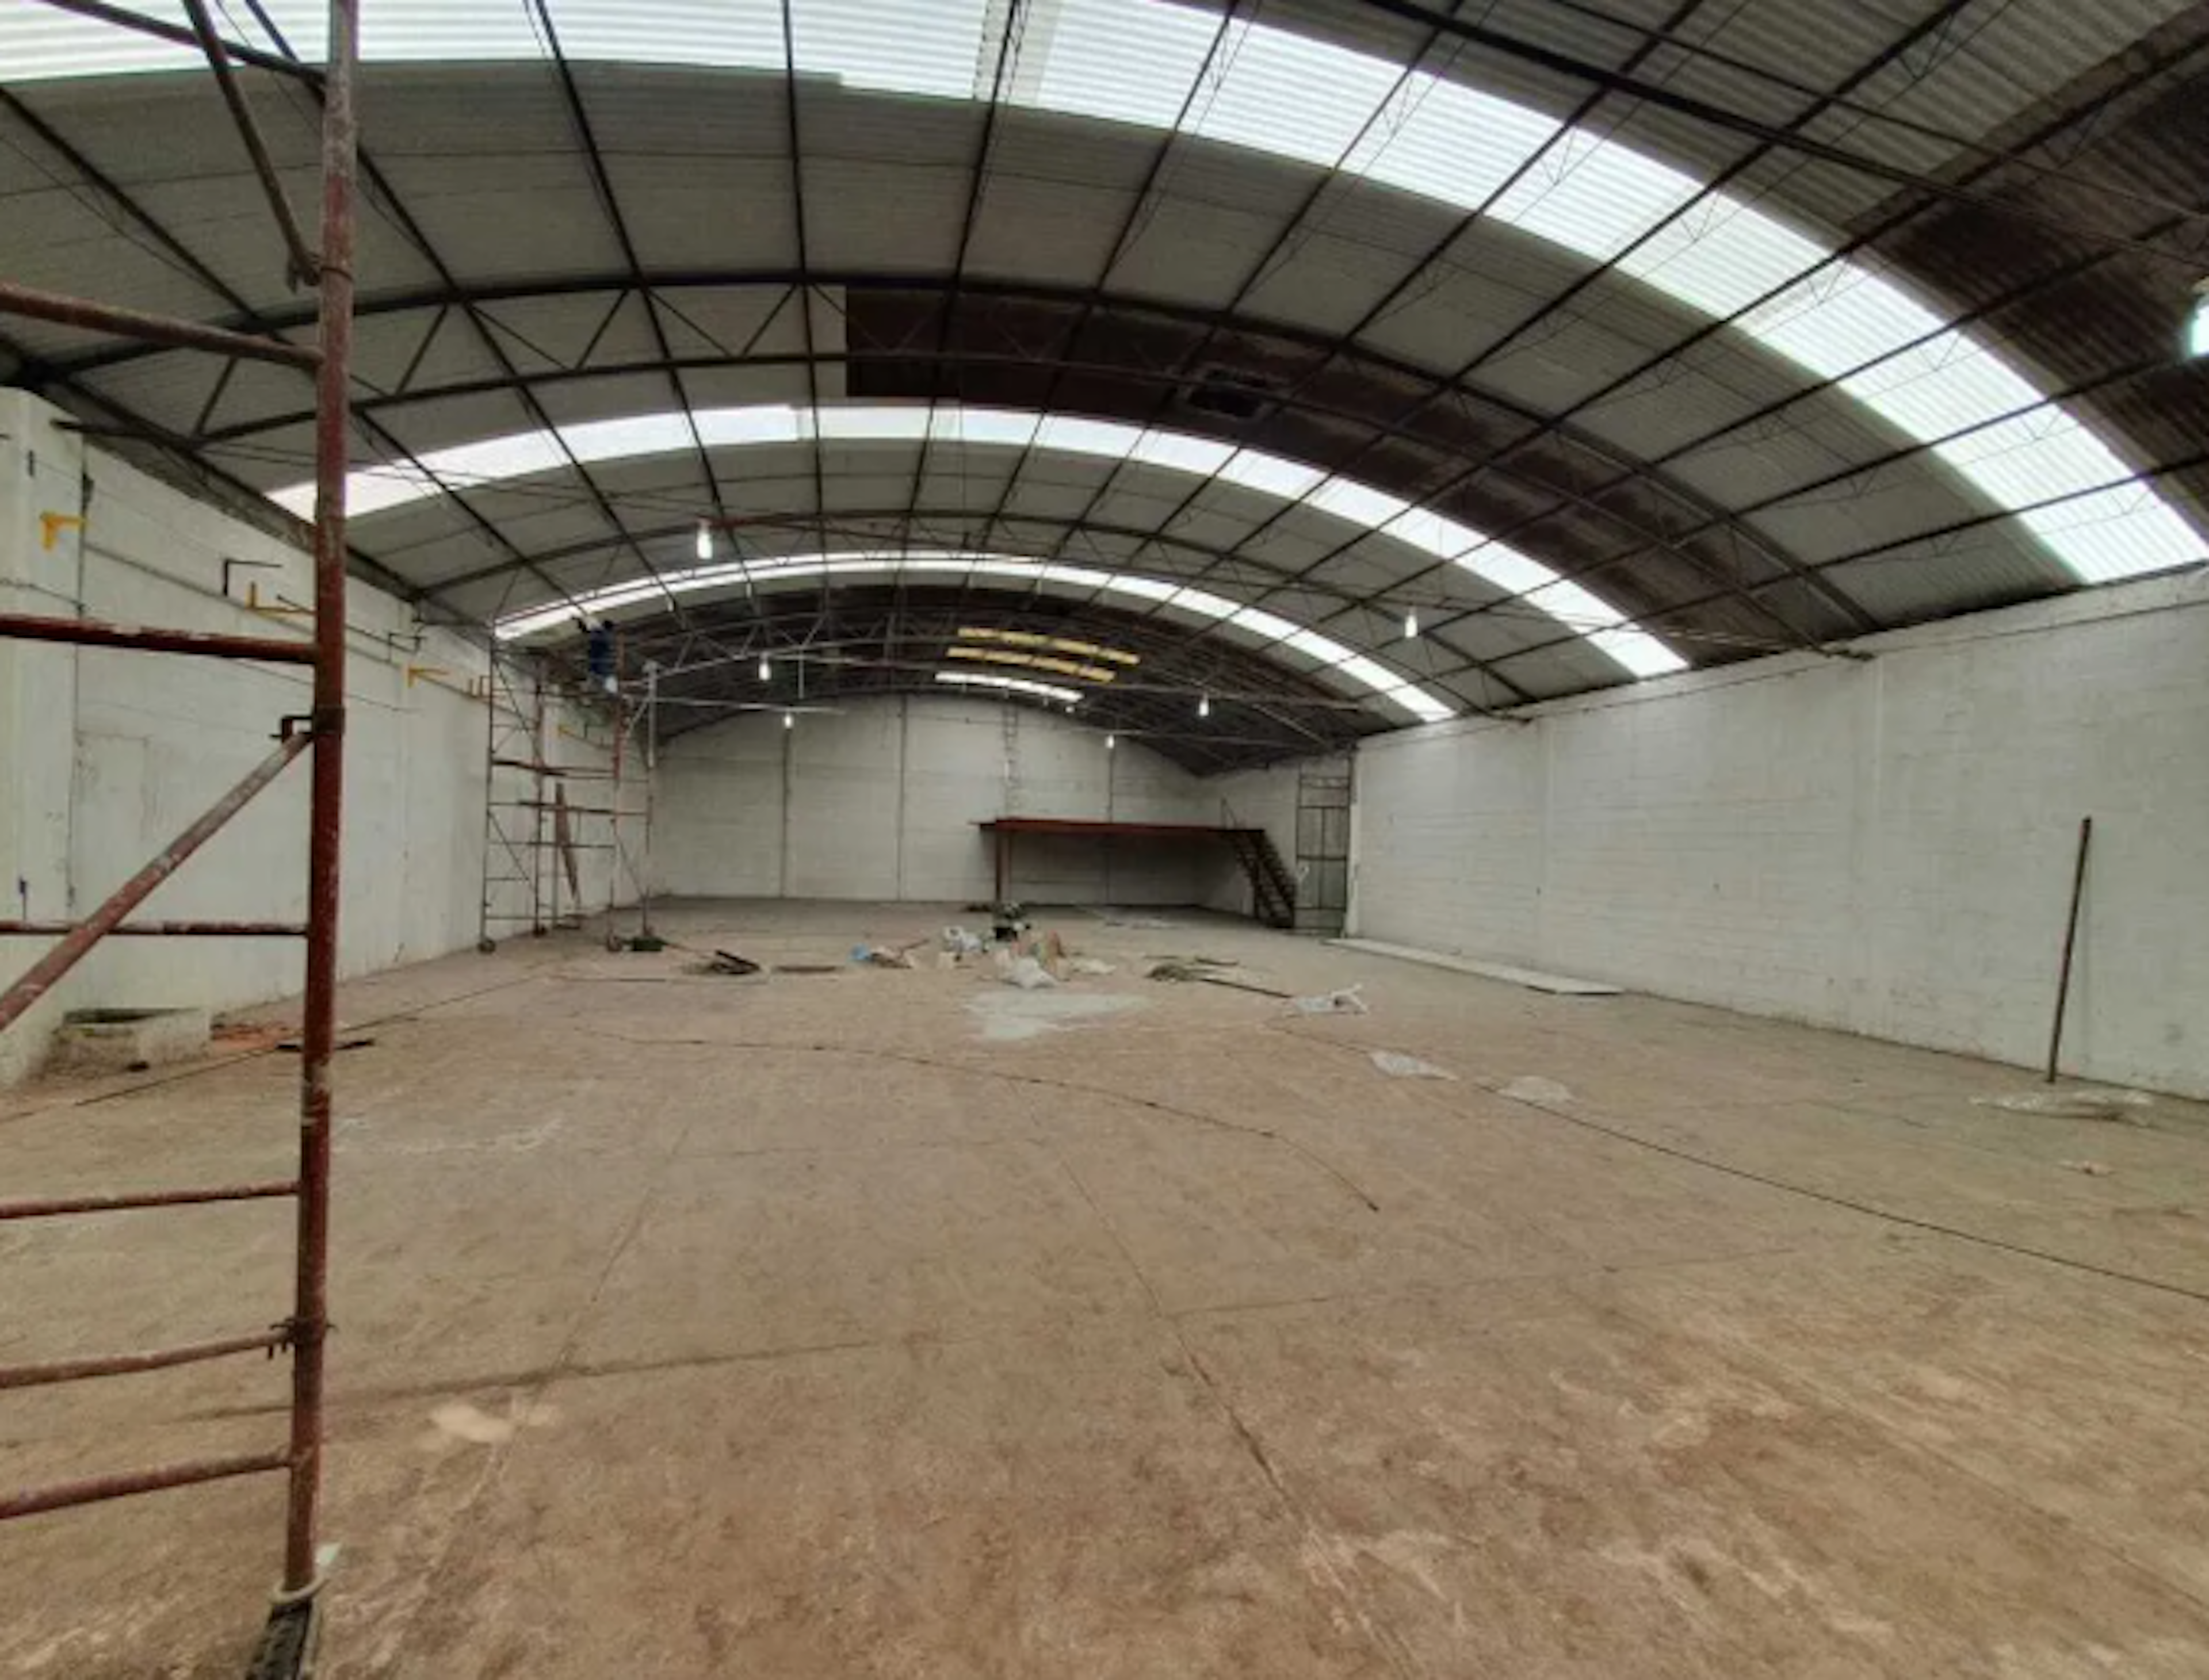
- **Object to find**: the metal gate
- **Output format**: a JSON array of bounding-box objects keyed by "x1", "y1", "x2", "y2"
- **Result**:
[{"x1": 1293, "y1": 759, "x2": 1352, "y2": 936}]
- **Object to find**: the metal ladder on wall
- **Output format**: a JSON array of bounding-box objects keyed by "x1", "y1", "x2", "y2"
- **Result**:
[{"x1": 0, "y1": 3, "x2": 360, "y2": 1671}]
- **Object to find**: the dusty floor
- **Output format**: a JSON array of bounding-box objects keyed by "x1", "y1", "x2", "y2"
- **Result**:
[{"x1": 4, "y1": 898, "x2": 2209, "y2": 1678}]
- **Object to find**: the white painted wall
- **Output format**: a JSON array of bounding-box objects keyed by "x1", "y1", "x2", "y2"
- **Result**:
[
  {"x1": 653, "y1": 695, "x2": 1222, "y2": 904},
  {"x1": 1353, "y1": 571, "x2": 2209, "y2": 1096},
  {"x1": 0, "y1": 391, "x2": 610, "y2": 1083}
]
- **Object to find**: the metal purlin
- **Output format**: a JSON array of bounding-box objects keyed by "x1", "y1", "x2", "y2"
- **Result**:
[{"x1": 0, "y1": 0, "x2": 358, "y2": 1654}]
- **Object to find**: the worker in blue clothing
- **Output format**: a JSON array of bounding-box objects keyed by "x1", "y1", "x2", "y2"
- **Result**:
[{"x1": 583, "y1": 618, "x2": 617, "y2": 695}]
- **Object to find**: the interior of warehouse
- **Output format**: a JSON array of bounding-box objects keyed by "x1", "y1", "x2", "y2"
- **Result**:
[{"x1": 3, "y1": 1, "x2": 2207, "y2": 1675}]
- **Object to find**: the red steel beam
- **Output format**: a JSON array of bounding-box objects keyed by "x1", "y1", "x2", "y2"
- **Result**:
[
  {"x1": 284, "y1": 0, "x2": 359, "y2": 1595},
  {"x1": 0, "y1": 1329, "x2": 286, "y2": 1391},
  {"x1": 0, "y1": 733, "x2": 311, "y2": 1036},
  {"x1": 0, "y1": 281, "x2": 318, "y2": 368},
  {"x1": 1, "y1": 1451, "x2": 292, "y2": 1523},
  {"x1": 0, "y1": 1181, "x2": 298, "y2": 1222},
  {"x1": 0, "y1": 919, "x2": 306, "y2": 937},
  {"x1": 0, "y1": 613, "x2": 316, "y2": 663}
]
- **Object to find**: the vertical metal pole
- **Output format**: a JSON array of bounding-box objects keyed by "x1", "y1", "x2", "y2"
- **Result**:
[
  {"x1": 530, "y1": 673, "x2": 548, "y2": 933},
  {"x1": 638, "y1": 664, "x2": 658, "y2": 938},
  {"x1": 605, "y1": 678, "x2": 625, "y2": 946},
  {"x1": 2044, "y1": 814, "x2": 2093, "y2": 1084},
  {"x1": 476, "y1": 652, "x2": 498, "y2": 950},
  {"x1": 283, "y1": 0, "x2": 356, "y2": 1597}
]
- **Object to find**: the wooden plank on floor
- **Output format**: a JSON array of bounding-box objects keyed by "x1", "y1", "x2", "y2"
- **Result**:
[{"x1": 1324, "y1": 936, "x2": 1623, "y2": 995}]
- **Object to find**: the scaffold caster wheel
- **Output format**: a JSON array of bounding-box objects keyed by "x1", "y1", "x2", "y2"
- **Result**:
[{"x1": 476, "y1": 937, "x2": 497, "y2": 955}]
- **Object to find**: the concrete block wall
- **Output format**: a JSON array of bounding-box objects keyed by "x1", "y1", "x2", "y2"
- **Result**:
[
  {"x1": 1352, "y1": 570, "x2": 2209, "y2": 1097},
  {"x1": 1, "y1": 391, "x2": 599, "y2": 1083},
  {"x1": 653, "y1": 696, "x2": 1220, "y2": 905}
]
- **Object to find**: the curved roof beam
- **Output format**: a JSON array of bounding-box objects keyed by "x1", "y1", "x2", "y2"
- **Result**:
[
  {"x1": 274, "y1": 401, "x2": 1687, "y2": 679},
  {"x1": 12, "y1": 0, "x2": 2199, "y2": 587},
  {"x1": 495, "y1": 548, "x2": 1457, "y2": 725}
]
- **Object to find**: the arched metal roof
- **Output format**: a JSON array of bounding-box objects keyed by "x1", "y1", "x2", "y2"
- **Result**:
[{"x1": 4, "y1": 0, "x2": 2207, "y2": 766}]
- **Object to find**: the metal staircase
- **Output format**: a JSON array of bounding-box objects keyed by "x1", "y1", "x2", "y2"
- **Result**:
[{"x1": 1224, "y1": 828, "x2": 1298, "y2": 929}]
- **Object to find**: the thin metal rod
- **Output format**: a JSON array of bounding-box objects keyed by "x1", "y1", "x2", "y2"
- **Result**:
[
  {"x1": 0, "y1": 281, "x2": 317, "y2": 368},
  {"x1": 2045, "y1": 816, "x2": 2093, "y2": 1084},
  {"x1": 282, "y1": 0, "x2": 357, "y2": 1597},
  {"x1": 0, "y1": 1329, "x2": 287, "y2": 1391},
  {"x1": 28, "y1": 0, "x2": 322, "y2": 81},
  {"x1": 0, "y1": 733, "x2": 310, "y2": 1035},
  {"x1": 0, "y1": 919, "x2": 305, "y2": 937},
  {"x1": 0, "y1": 1181, "x2": 299, "y2": 1222},
  {"x1": 0, "y1": 612, "x2": 315, "y2": 663},
  {"x1": 1, "y1": 1451, "x2": 292, "y2": 1523},
  {"x1": 183, "y1": 0, "x2": 321, "y2": 288}
]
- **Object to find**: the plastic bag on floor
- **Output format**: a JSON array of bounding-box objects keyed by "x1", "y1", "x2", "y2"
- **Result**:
[
  {"x1": 942, "y1": 925, "x2": 985, "y2": 956},
  {"x1": 1370, "y1": 1049, "x2": 1453, "y2": 1080},
  {"x1": 1499, "y1": 1076, "x2": 1574, "y2": 1105},
  {"x1": 1000, "y1": 954, "x2": 1058, "y2": 990},
  {"x1": 1289, "y1": 985, "x2": 1367, "y2": 1016},
  {"x1": 1976, "y1": 1087, "x2": 2151, "y2": 1121}
]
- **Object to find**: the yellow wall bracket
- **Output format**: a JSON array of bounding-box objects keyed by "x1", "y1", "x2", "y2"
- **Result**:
[{"x1": 39, "y1": 512, "x2": 84, "y2": 550}]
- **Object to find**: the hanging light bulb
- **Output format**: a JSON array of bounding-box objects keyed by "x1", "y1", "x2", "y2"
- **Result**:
[
  {"x1": 1197, "y1": 692, "x2": 1211, "y2": 718},
  {"x1": 1403, "y1": 607, "x2": 1419, "y2": 640},
  {"x1": 1106, "y1": 732, "x2": 1117, "y2": 750},
  {"x1": 782, "y1": 710, "x2": 794, "y2": 729},
  {"x1": 758, "y1": 655, "x2": 771, "y2": 682},
  {"x1": 695, "y1": 521, "x2": 713, "y2": 561}
]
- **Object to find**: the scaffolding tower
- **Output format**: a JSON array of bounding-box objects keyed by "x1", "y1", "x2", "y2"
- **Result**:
[
  {"x1": 0, "y1": 2, "x2": 358, "y2": 1673},
  {"x1": 476, "y1": 645, "x2": 658, "y2": 951}
]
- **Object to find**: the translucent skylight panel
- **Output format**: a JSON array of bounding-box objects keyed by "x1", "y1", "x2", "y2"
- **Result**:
[
  {"x1": 1130, "y1": 431, "x2": 1236, "y2": 476},
  {"x1": 2018, "y1": 491, "x2": 2203, "y2": 584},
  {"x1": 1614, "y1": 195, "x2": 1827, "y2": 319},
  {"x1": 926, "y1": 407, "x2": 1033, "y2": 446},
  {"x1": 419, "y1": 432, "x2": 571, "y2": 496},
  {"x1": 1309, "y1": 478, "x2": 1412, "y2": 531},
  {"x1": 1222, "y1": 604, "x2": 1302, "y2": 642},
  {"x1": 1381, "y1": 506, "x2": 1484, "y2": 560},
  {"x1": 564, "y1": 413, "x2": 696, "y2": 465},
  {"x1": 1839, "y1": 334, "x2": 2039, "y2": 428},
  {"x1": 1036, "y1": 414, "x2": 1144, "y2": 460},
  {"x1": 1346, "y1": 75, "x2": 1560, "y2": 211},
  {"x1": 359, "y1": 1, "x2": 541, "y2": 62},
  {"x1": 1184, "y1": 18, "x2": 1401, "y2": 171},
  {"x1": 1281, "y1": 628, "x2": 1344, "y2": 663},
  {"x1": 24, "y1": 0, "x2": 2198, "y2": 601},
  {"x1": 1025, "y1": 0, "x2": 1220, "y2": 130},
  {"x1": 551, "y1": 0, "x2": 782, "y2": 72},
  {"x1": 0, "y1": 1, "x2": 202, "y2": 79},
  {"x1": 1220, "y1": 448, "x2": 1324, "y2": 502},
  {"x1": 1491, "y1": 132, "x2": 1704, "y2": 265},
  {"x1": 820, "y1": 405, "x2": 926, "y2": 441},
  {"x1": 1587, "y1": 626, "x2": 1689, "y2": 678},
  {"x1": 694, "y1": 406, "x2": 805, "y2": 447},
  {"x1": 1744, "y1": 265, "x2": 1946, "y2": 382},
  {"x1": 287, "y1": 403, "x2": 1665, "y2": 679},
  {"x1": 1458, "y1": 546, "x2": 1557, "y2": 598},
  {"x1": 791, "y1": 0, "x2": 988, "y2": 98}
]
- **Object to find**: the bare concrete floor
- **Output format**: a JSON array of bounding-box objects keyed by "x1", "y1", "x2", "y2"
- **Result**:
[{"x1": 5, "y1": 898, "x2": 2209, "y2": 1678}]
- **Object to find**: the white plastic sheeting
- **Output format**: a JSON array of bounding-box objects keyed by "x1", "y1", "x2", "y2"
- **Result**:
[
  {"x1": 272, "y1": 401, "x2": 1685, "y2": 679},
  {"x1": 490, "y1": 547, "x2": 1458, "y2": 724}
]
